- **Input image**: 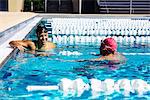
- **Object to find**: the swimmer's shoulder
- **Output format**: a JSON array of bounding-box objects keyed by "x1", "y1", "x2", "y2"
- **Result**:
[
  {"x1": 48, "y1": 41, "x2": 56, "y2": 49},
  {"x1": 115, "y1": 52, "x2": 126, "y2": 63}
]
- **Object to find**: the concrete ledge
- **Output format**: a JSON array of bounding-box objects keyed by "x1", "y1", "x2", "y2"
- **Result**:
[
  {"x1": 38, "y1": 13, "x2": 150, "y2": 18},
  {"x1": 0, "y1": 17, "x2": 42, "y2": 67},
  {"x1": 0, "y1": 12, "x2": 37, "y2": 33}
]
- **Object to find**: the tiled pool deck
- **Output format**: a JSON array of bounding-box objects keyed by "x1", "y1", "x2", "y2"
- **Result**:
[{"x1": 0, "y1": 12, "x2": 42, "y2": 67}]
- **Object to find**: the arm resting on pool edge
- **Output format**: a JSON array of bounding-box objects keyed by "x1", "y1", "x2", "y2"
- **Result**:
[
  {"x1": 9, "y1": 40, "x2": 36, "y2": 52},
  {"x1": 9, "y1": 40, "x2": 56, "y2": 57}
]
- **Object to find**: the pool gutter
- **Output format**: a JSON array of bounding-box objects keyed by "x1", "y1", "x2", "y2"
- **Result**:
[{"x1": 38, "y1": 13, "x2": 150, "y2": 18}]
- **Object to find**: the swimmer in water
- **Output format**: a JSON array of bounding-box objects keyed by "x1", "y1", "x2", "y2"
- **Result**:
[
  {"x1": 78, "y1": 38, "x2": 126, "y2": 64},
  {"x1": 9, "y1": 25, "x2": 56, "y2": 56}
]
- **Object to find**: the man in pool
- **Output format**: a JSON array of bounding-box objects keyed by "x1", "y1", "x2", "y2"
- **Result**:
[
  {"x1": 9, "y1": 25, "x2": 56, "y2": 55},
  {"x1": 78, "y1": 38, "x2": 126, "y2": 64}
]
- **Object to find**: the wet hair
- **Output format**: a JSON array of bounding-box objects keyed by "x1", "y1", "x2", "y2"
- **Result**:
[
  {"x1": 36, "y1": 25, "x2": 48, "y2": 36},
  {"x1": 100, "y1": 46, "x2": 115, "y2": 56}
]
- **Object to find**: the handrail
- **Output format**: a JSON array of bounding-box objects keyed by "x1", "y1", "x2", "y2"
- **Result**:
[
  {"x1": 100, "y1": 8, "x2": 150, "y2": 10},
  {"x1": 98, "y1": 0, "x2": 150, "y2": 14}
]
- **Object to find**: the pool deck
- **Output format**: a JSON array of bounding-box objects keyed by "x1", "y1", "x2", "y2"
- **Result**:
[
  {"x1": 0, "y1": 12, "x2": 38, "y2": 33},
  {"x1": 0, "y1": 12, "x2": 42, "y2": 67}
]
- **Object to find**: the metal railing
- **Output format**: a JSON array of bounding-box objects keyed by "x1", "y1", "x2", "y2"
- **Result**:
[{"x1": 98, "y1": 0, "x2": 150, "y2": 14}]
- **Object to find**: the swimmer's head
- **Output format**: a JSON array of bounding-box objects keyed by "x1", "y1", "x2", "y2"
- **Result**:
[
  {"x1": 36, "y1": 25, "x2": 48, "y2": 45},
  {"x1": 100, "y1": 38, "x2": 117, "y2": 56}
]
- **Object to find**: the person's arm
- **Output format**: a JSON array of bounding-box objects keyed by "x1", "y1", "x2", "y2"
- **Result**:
[{"x1": 9, "y1": 40, "x2": 36, "y2": 52}]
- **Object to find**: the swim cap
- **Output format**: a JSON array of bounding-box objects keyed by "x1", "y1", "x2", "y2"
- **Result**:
[{"x1": 101, "y1": 38, "x2": 117, "y2": 52}]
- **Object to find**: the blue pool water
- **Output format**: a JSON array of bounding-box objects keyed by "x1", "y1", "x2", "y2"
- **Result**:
[
  {"x1": 0, "y1": 18, "x2": 150, "y2": 99},
  {"x1": 0, "y1": 42, "x2": 150, "y2": 99}
]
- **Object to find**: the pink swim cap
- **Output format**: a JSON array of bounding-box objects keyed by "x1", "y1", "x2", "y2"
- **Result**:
[{"x1": 102, "y1": 38, "x2": 117, "y2": 52}]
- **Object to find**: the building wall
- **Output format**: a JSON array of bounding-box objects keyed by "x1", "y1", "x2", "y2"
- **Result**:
[{"x1": 8, "y1": 0, "x2": 24, "y2": 12}]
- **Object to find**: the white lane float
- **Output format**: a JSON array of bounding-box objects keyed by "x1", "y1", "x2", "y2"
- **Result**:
[
  {"x1": 122, "y1": 53, "x2": 150, "y2": 56},
  {"x1": 102, "y1": 79, "x2": 115, "y2": 95},
  {"x1": 114, "y1": 78, "x2": 133, "y2": 96},
  {"x1": 26, "y1": 78, "x2": 150, "y2": 97},
  {"x1": 27, "y1": 78, "x2": 89, "y2": 97},
  {"x1": 131, "y1": 79, "x2": 150, "y2": 96},
  {"x1": 59, "y1": 51, "x2": 150, "y2": 56},
  {"x1": 59, "y1": 51, "x2": 83, "y2": 56},
  {"x1": 90, "y1": 79, "x2": 103, "y2": 98}
]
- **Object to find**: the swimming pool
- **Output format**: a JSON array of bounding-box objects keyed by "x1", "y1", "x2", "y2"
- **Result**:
[{"x1": 0, "y1": 17, "x2": 150, "y2": 99}]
